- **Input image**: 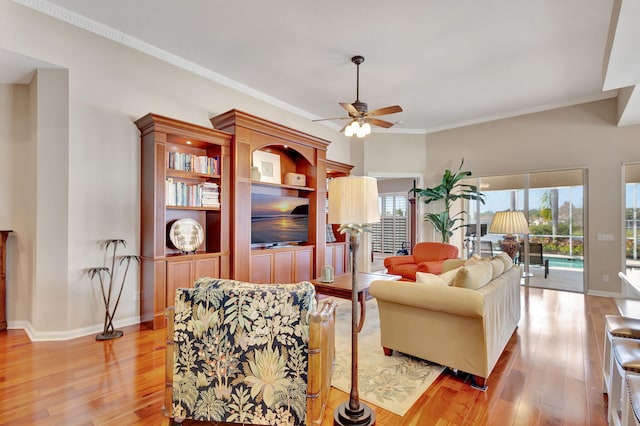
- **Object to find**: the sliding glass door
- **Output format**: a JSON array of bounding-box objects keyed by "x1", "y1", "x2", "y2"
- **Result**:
[
  {"x1": 466, "y1": 169, "x2": 585, "y2": 293},
  {"x1": 624, "y1": 163, "x2": 640, "y2": 273}
]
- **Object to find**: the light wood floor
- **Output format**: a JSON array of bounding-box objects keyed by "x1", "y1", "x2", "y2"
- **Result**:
[{"x1": 0, "y1": 287, "x2": 618, "y2": 425}]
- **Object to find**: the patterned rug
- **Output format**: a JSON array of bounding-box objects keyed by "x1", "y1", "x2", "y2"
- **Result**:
[{"x1": 330, "y1": 298, "x2": 444, "y2": 416}]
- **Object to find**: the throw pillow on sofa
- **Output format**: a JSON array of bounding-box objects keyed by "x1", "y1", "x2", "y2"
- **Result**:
[
  {"x1": 452, "y1": 260, "x2": 493, "y2": 290},
  {"x1": 438, "y1": 267, "x2": 460, "y2": 285},
  {"x1": 416, "y1": 267, "x2": 460, "y2": 286},
  {"x1": 415, "y1": 272, "x2": 448, "y2": 286}
]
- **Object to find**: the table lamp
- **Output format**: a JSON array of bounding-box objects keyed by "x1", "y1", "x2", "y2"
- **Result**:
[
  {"x1": 488, "y1": 210, "x2": 530, "y2": 261},
  {"x1": 328, "y1": 176, "x2": 380, "y2": 426}
]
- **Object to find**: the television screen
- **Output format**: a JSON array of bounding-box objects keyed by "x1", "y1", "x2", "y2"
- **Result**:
[{"x1": 251, "y1": 193, "x2": 309, "y2": 245}]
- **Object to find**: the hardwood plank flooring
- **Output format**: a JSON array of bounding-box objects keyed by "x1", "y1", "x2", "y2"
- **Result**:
[{"x1": 0, "y1": 287, "x2": 618, "y2": 425}]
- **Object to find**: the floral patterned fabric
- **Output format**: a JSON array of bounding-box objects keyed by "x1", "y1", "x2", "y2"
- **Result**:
[{"x1": 172, "y1": 278, "x2": 317, "y2": 425}]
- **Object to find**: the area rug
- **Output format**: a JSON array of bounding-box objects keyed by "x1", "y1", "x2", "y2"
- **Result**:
[{"x1": 330, "y1": 298, "x2": 444, "y2": 416}]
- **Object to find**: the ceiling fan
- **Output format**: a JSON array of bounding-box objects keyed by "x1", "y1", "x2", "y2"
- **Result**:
[{"x1": 313, "y1": 55, "x2": 403, "y2": 137}]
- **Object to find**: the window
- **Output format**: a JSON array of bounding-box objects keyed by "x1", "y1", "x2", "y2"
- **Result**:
[{"x1": 372, "y1": 193, "x2": 408, "y2": 254}]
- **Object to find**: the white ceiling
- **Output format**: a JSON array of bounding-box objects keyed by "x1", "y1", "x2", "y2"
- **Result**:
[{"x1": 6, "y1": 0, "x2": 640, "y2": 133}]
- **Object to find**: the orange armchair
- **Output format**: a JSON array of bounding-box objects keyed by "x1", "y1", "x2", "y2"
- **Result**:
[{"x1": 384, "y1": 242, "x2": 459, "y2": 280}]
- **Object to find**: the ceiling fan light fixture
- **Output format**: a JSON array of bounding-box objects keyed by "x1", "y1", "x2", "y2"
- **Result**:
[
  {"x1": 344, "y1": 121, "x2": 358, "y2": 137},
  {"x1": 344, "y1": 120, "x2": 372, "y2": 138},
  {"x1": 316, "y1": 55, "x2": 402, "y2": 137}
]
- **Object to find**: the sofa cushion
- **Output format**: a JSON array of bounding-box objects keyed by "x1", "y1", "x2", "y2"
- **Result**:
[
  {"x1": 415, "y1": 272, "x2": 448, "y2": 286},
  {"x1": 463, "y1": 255, "x2": 504, "y2": 280},
  {"x1": 495, "y1": 252, "x2": 513, "y2": 271},
  {"x1": 452, "y1": 260, "x2": 493, "y2": 290},
  {"x1": 490, "y1": 258, "x2": 505, "y2": 279},
  {"x1": 465, "y1": 253, "x2": 482, "y2": 264}
]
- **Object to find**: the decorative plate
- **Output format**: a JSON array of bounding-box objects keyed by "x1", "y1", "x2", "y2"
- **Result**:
[{"x1": 169, "y1": 218, "x2": 204, "y2": 253}]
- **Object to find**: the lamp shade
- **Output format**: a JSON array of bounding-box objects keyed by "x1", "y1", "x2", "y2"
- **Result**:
[
  {"x1": 488, "y1": 210, "x2": 530, "y2": 235},
  {"x1": 328, "y1": 176, "x2": 380, "y2": 225}
]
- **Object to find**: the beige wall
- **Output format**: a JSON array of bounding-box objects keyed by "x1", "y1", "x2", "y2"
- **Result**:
[
  {"x1": 32, "y1": 69, "x2": 69, "y2": 332},
  {"x1": 363, "y1": 99, "x2": 640, "y2": 295},
  {"x1": 0, "y1": 83, "x2": 33, "y2": 323}
]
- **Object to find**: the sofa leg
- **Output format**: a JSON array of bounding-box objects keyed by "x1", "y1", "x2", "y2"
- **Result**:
[
  {"x1": 470, "y1": 376, "x2": 488, "y2": 391},
  {"x1": 383, "y1": 347, "x2": 393, "y2": 356}
]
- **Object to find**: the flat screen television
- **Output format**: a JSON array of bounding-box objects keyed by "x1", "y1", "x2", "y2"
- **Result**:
[{"x1": 251, "y1": 193, "x2": 309, "y2": 246}]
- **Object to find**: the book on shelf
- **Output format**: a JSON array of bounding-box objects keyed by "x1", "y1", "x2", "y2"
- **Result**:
[
  {"x1": 201, "y1": 182, "x2": 220, "y2": 207},
  {"x1": 166, "y1": 178, "x2": 176, "y2": 206},
  {"x1": 166, "y1": 152, "x2": 219, "y2": 175},
  {"x1": 165, "y1": 179, "x2": 221, "y2": 208}
]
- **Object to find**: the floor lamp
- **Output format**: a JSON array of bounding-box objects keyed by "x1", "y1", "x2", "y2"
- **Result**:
[
  {"x1": 488, "y1": 210, "x2": 530, "y2": 262},
  {"x1": 328, "y1": 176, "x2": 380, "y2": 426}
]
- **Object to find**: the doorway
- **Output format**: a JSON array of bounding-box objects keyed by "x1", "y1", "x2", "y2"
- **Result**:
[{"x1": 371, "y1": 177, "x2": 417, "y2": 272}]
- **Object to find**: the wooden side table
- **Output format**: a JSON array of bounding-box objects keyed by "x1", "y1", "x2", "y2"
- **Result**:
[
  {"x1": 0, "y1": 230, "x2": 12, "y2": 331},
  {"x1": 311, "y1": 272, "x2": 400, "y2": 332}
]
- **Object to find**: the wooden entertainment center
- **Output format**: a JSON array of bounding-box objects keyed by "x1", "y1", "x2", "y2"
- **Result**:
[{"x1": 137, "y1": 110, "x2": 351, "y2": 329}]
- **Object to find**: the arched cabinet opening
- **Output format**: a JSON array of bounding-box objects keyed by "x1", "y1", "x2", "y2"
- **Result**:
[{"x1": 210, "y1": 109, "x2": 337, "y2": 283}]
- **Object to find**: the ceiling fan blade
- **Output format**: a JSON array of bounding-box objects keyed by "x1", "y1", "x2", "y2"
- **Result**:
[
  {"x1": 366, "y1": 105, "x2": 403, "y2": 116},
  {"x1": 367, "y1": 118, "x2": 394, "y2": 128},
  {"x1": 312, "y1": 116, "x2": 352, "y2": 122},
  {"x1": 339, "y1": 102, "x2": 359, "y2": 116}
]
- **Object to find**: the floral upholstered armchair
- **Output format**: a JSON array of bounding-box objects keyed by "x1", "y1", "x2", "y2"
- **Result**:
[{"x1": 163, "y1": 278, "x2": 337, "y2": 426}]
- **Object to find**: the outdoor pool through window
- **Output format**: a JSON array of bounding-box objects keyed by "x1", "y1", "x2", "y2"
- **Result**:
[{"x1": 547, "y1": 256, "x2": 584, "y2": 269}]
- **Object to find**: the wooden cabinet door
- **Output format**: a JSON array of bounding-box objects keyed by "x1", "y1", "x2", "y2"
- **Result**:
[
  {"x1": 166, "y1": 259, "x2": 194, "y2": 305},
  {"x1": 251, "y1": 253, "x2": 273, "y2": 284},
  {"x1": 195, "y1": 257, "x2": 219, "y2": 279},
  {"x1": 294, "y1": 248, "x2": 312, "y2": 282},
  {"x1": 274, "y1": 251, "x2": 294, "y2": 283}
]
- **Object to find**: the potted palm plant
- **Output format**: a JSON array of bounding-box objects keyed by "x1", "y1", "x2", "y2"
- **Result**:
[{"x1": 412, "y1": 159, "x2": 485, "y2": 243}]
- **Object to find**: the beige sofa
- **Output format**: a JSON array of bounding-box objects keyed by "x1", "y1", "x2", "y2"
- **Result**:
[{"x1": 369, "y1": 254, "x2": 521, "y2": 389}]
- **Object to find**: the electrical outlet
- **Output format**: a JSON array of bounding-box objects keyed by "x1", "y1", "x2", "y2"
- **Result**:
[
  {"x1": 603, "y1": 275, "x2": 609, "y2": 283},
  {"x1": 133, "y1": 291, "x2": 140, "y2": 302}
]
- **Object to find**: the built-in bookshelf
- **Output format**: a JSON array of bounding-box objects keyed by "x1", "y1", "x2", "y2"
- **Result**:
[{"x1": 135, "y1": 113, "x2": 232, "y2": 329}]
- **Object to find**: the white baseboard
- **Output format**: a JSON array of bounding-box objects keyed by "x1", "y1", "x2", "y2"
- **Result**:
[
  {"x1": 7, "y1": 316, "x2": 141, "y2": 341},
  {"x1": 587, "y1": 289, "x2": 621, "y2": 298}
]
